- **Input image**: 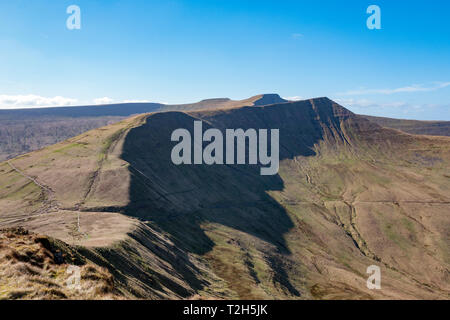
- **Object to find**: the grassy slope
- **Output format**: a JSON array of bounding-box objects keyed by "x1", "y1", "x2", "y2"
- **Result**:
[
  {"x1": 0, "y1": 227, "x2": 118, "y2": 299},
  {"x1": 0, "y1": 114, "x2": 216, "y2": 299},
  {"x1": 0, "y1": 98, "x2": 449, "y2": 299}
]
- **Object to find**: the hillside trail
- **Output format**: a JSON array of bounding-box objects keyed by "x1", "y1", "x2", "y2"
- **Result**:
[
  {"x1": 2, "y1": 121, "x2": 140, "y2": 233},
  {"x1": 74, "y1": 123, "x2": 134, "y2": 211},
  {"x1": 2, "y1": 160, "x2": 62, "y2": 223},
  {"x1": 3, "y1": 160, "x2": 89, "y2": 240}
]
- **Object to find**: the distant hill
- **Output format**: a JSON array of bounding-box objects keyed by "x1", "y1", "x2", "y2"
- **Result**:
[
  {"x1": 160, "y1": 93, "x2": 287, "y2": 111},
  {"x1": 361, "y1": 115, "x2": 450, "y2": 136},
  {"x1": 0, "y1": 93, "x2": 286, "y2": 119},
  {"x1": 0, "y1": 94, "x2": 286, "y2": 161},
  {"x1": 1, "y1": 95, "x2": 448, "y2": 163},
  {"x1": 0, "y1": 103, "x2": 164, "y2": 161},
  {"x1": 1, "y1": 97, "x2": 449, "y2": 299},
  {"x1": 0, "y1": 102, "x2": 164, "y2": 120}
]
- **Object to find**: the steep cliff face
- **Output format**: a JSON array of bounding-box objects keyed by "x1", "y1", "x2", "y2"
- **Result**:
[{"x1": 1, "y1": 98, "x2": 449, "y2": 299}]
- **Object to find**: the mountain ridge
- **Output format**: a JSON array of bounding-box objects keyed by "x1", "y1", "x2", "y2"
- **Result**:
[
  {"x1": 1, "y1": 94, "x2": 449, "y2": 162},
  {"x1": 1, "y1": 97, "x2": 449, "y2": 299}
]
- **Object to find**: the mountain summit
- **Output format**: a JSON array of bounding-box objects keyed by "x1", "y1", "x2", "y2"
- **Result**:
[{"x1": 249, "y1": 93, "x2": 287, "y2": 105}]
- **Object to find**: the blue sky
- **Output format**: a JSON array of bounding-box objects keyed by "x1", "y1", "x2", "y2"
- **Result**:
[{"x1": 0, "y1": 0, "x2": 449, "y2": 120}]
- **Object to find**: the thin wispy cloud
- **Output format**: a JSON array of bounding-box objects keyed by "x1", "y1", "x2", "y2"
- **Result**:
[
  {"x1": 334, "y1": 97, "x2": 450, "y2": 120},
  {"x1": 283, "y1": 96, "x2": 303, "y2": 101},
  {"x1": 0, "y1": 94, "x2": 161, "y2": 109},
  {"x1": 338, "y1": 82, "x2": 450, "y2": 96},
  {"x1": 94, "y1": 98, "x2": 157, "y2": 105},
  {"x1": 334, "y1": 98, "x2": 407, "y2": 108},
  {"x1": 93, "y1": 97, "x2": 115, "y2": 105},
  {"x1": 0, "y1": 94, "x2": 78, "y2": 109},
  {"x1": 122, "y1": 99, "x2": 152, "y2": 103}
]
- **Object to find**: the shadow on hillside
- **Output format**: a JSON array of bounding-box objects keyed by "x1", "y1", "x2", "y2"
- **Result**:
[{"x1": 120, "y1": 100, "x2": 343, "y2": 296}]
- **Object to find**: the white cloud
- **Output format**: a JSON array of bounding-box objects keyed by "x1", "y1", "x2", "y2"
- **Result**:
[
  {"x1": 284, "y1": 96, "x2": 303, "y2": 101},
  {"x1": 334, "y1": 97, "x2": 450, "y2": 120},
  {"x1": 121, "y1": 99, "x2": 151, "y2": 103},
  {"x1": 94, "y1": 98, "x2": 159, "y2": 105},
  {"x1": 334, "y1": 98, "x2": 407, "y2": 108},
  {"x1": 93, "y1": 97, "x2": 115, "y2": 105},
  {"x1": 0, "y1": 94, "x2": 162, "y2": 109},
  {"x1": 292, "y1": 33, "x2": 304, "y2": 39},
  {"x1": 0, "y1": 94, "x2": 78, "y2": 109},
  {"x1": 338, "y1": 82, "x2": 450, "y2": 96}
]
